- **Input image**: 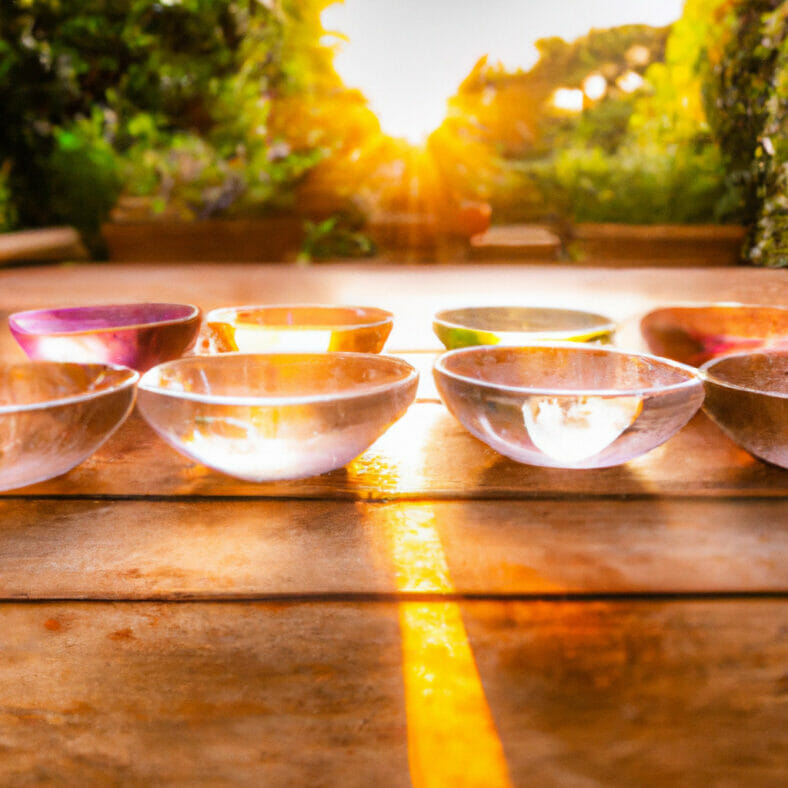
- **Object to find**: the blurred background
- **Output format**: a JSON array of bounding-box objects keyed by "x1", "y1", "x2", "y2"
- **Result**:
[{"x1": 0, "y1": 0, "x2": 785, "y2": 266}]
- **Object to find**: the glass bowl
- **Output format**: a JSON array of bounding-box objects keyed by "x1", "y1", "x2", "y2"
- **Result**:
[
  {"x1": 701, "y1": 349, "x2": 788, "y2": 468},
  {"x1": 433, "y1": 306, "x2": 616, "y2": 349},
  {"x1": 205, "y1": 304, "x2": 393, "y2": 353},
  {"x1": 9, "y1": 303, "x2": 202, "y2": 372},
  {"x1": 434, "y1": 344, "x2": 704, "y2": 469},
  {"x1": 137, "y1": 352, "x2": 418, "y2": 481},
  {"x1": 640, "y1": 303, "x2": 788, "y2": 367},
  {"x1": 0, "y1": 361, "x2": 138, "y2": 491}
]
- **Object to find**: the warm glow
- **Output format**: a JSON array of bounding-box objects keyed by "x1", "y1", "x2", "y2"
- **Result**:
[
  {"x1": 617, "y1": 70, "x2": 646, "y2": 93},
  {"x1": 377, "y1": 507, "x2": 513, "y2": 788},
  {"x1": 583, "y1": 73, "x2": 608, "y2": 101},
  {"x1": 321, "y1": 0, "x2": 684, "y2": 142},
  {"x1": 552, "y1": 88, "x2": 584, "y2": 112}
]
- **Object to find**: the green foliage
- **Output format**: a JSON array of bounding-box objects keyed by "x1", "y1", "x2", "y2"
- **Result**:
[
  {"x1": 545, "y1": 142, "x2": 731, "y2": 224},
  {"x1": 704, "y1": 0, "x2": 787, "y2": 266},
  {"x1": 298, "y1": 214, "x2": 376, "y2": 262},
  {"x1": 0, "y1": 0, "x2": 336, "y2": 247},
  {"x1": 0, "y1": 162, "x2": 16, "y2": 232},
  {"x1": 446, "y1": 10, "x2": 742, "y2": 227}
]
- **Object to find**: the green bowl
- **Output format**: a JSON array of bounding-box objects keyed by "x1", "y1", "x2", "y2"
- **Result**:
[{"x1": 433, "y1": 306, "x2": 616, "y2": 349}]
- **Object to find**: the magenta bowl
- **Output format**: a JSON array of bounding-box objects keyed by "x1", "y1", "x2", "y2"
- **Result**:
[
  {"x1": 9, "y1": 303, "x2": 201, "y2": 372},
  {"x1": 0, "y1": 361, "x2": 138, "y2": 491}
]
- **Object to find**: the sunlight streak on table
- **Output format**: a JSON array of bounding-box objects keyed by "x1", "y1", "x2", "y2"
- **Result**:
[{"x1": 375, "y1": 506, "x2": 512, "y2": 788}]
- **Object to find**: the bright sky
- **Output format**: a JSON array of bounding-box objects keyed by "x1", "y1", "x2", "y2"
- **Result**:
[{"x1": 322, "y1": 0, "x2": 685, "y2": 142}]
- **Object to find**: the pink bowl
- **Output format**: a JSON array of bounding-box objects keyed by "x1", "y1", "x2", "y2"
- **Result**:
[{"x1": 9, "y1": 303, "x2": 201, "y2": 372}]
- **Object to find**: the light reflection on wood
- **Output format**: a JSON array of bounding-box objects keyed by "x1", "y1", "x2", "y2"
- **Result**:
[{"x1": 376, "y1": 507, "x2": 512, "y2": 788}]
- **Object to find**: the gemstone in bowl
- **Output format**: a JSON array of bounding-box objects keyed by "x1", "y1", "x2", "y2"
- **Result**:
[
  {"x1": 640, "y1": 303, "x2": 788, "y2": 367},
  {"x1": 701, "y1": 349, "x2": 788, "y2": 468},
  {"x1": 0, "y1": 361, "x2": 138, "y2": 491},
  {"x1": 433, "y1": 306, "x2": 616, "y2": 349},
  {"x1": 9, "y1": 303, "x2": 202, "y2": 372},
  {"x1": 137, "y1": 352, "x2": 418, "y2": 481},
  {"x1": 434, "y1": 344, "x2": 704, "y2": 469},
  {"x1": 205, "y1": 304, "x2": 393, "y2": 353}
]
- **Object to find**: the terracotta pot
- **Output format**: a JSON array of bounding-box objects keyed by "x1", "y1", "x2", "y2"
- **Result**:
[
  {"x1": 101, "y1": 218, "x2": 304, "y2": 263},
  {"x1": 570, "y1": 223, "x2": 747, "y2": 267}
]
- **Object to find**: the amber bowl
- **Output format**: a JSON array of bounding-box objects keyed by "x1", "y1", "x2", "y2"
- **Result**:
[
  {"x1": 701, "y1": 349, "x2": 788, "y2": 468},
  {"x1": 640, "y1": 303, "x2": 788, "y2": 367},
  {"x1": 434, "y1": 344, "x2": 704, "y2": 468},
  {"x1": 433, "y1": 306, "x2": 615, "y2": 349},
  {"x1": 205, "y1": 304, "x2": 393, "y2": 354},
  {"x1": 137, "y1": 352, "x2": 418, "y2": 481},
  {"x1": 0, "y1": 361, "x2": 138, "y2": 491},
  {"x1": 9, "y1": 303, "x2": 202, "y2": 372}
]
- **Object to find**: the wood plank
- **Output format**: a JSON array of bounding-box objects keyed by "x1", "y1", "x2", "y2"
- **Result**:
[
  {"x1": 0, "y1": 600, "x2": 784, "y2": 785},
  {"x1": 3, "y1": 407, "x2": 785, "y2": 500},
  {"x1": 1, "y1": 263, "x2": 786, "y2": 354},
  {"x1": 1, "y1": 497, "x2": 785, "y2": 598}
]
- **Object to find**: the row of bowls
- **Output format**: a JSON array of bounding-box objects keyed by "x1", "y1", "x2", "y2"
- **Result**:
[{"x1": 1, "y1": 302, "x2": 786, "y2": 491}]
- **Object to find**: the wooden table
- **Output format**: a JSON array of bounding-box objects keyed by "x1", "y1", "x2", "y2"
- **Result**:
[{"x1": 1, "y1": 263, "x2": 786, "y2": 786}]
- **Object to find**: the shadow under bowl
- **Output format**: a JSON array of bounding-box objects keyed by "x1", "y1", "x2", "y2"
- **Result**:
[
  {"x1": 137, "y1": 352, "x2": 418, "y2": 481},
  {"x1": 701, "y1": 349, "x2": 788, "y2": 469},
  {"x1": 9, "y1": 303, "x2": 202, "y2": 372},
  {"x1": 434, "y1": 344, "x2": 704, "y2": 469},
  {"x1": 640, "y1": 303, "x2": 788, "y2": 367},
  {"x1": 0, "y1": 361, "x2": 138, "y2": 491},
  {"x1": 205, "y1": 304, "x2": 393, "y2": 354}
]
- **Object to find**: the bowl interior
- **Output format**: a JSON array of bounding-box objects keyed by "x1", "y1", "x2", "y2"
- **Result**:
[
  {"x1": 703, "y1": 351, "x2": 788, "y2": 396},
  {"x1": 0, "y1": 361, "x2": 137, "y2": 410},
  {"x1": 436, "y1": 306, "x2": 614, "y2": 336},
  {"x1": 11, "y1": 303, "x2": 198, "y2": 335},
  {"x1": 207, "y1": 305, "x2": 391, "y2": 330},
  {"x1": 142, "y1": 353, "x2": 415, "y2": 400},
  {"x1": 641, "y1": 304, "x2": 788, "y2": 364},
  {"x1": 439, "y1": 345, "x2": 695, "y2": 394}
]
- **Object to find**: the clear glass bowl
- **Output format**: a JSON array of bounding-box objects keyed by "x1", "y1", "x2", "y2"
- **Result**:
[
  {"x1": 433, "y1": 306, "x2": 616, "y2": 349},
  {"x1": 9, "y1": 303, "x2": 202, "y2": 372},
  {"x1": 434, "y1": 344, "x2": 704, "y2": 468},
  {"x1": 0, "y1": 361, "x2": 138, "y2": 491},
  {"x1": 137, "y1": 352, "x2": 418, "y2": 481},
  {"x1": 205, "y1": 304, "x2": 393, "y2": 353},
  {"x1": 701, "y1": 349, "x2": 788, "y2": 468},
  {"x1": 640, "y1": 303, "x2": 788, "y2": 367}
]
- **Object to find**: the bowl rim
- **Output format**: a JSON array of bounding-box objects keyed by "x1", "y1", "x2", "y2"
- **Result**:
[
  {"x1": 434, "y1": 342, "x2": 703, "y2": 398},
  {"x1": 641, "y1": 301, "x2": 788, "y2": 324},
  {"x1": 700, "y1": 348, "x2": 788, "y2": 400},
  {"x1": 433, "y1": 305, "x2": 617, "y2": 341},
  {"x1": 0, "y1": 361, "x2": 139, "y2": 415},
  {"x1": 138, "y1": 351, "x2": 418, "y2": 407},
  {"x1": 9, "y1": 302, "x2": 201, "y2": 337},
  {"x1": 205, "y1": 303, "x2": 394, "y2": 331}
]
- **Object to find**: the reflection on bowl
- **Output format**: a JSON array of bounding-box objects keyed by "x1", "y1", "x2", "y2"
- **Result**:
[
  {"x1": 701, "y1": 349, "x2": 788, "y2": 468},
  {"x1": 434, "y1": 344, "x2": 704, "y2": 469},
  {"x1": 0, "y1": 361, "x2": 138, "y2": 491},
  {"x1": 433, "y1": 306, "x2": 616, "y2": 349},
  {"x1": 9, "y1": 303, "x2": 202, "y2": 372},
  {"x1": 137, "y1": 352, "x2": 418, "y2": 481},
  {"x1": 205, "y1": 304, "x2": 393, "y2": 354},
  {"x1": 640, "y1": 303, "x2": 788, "y2": 367}
]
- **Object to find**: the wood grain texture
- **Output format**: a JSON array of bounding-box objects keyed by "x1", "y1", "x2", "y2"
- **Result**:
[
  {"x1": 3, "y1": 407, "x2": 785, "y2": 500},
  {"x1": 0, "y1": 600, "x2": 785, "y2": 786},
  {"x1": 0, "y1": 497, "x2": 785, "y2": 598}
]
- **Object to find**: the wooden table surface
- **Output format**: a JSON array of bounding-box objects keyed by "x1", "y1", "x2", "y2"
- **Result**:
[{"x1": 1, "y1": 262, "x2": 786, "y2": 786}]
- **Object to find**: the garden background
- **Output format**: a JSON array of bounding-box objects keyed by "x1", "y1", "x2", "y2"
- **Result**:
[{"x1": 0, "y1": 0, "x2": 786, "y2": 266}]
